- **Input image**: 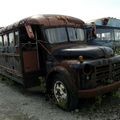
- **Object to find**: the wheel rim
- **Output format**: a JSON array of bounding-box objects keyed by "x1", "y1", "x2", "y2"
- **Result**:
[{"x1": 54, "y1": 81, "x2": 68, "y2": 105}]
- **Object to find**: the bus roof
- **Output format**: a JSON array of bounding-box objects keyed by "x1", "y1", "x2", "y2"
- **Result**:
[
  {"x1": 0, "y1": 14, "x2": 85, "y2": 32},
  {"x1": 87, "y1": 17, "x2": 120, "y2": 28}
]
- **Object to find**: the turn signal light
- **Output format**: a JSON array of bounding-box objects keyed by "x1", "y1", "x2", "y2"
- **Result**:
[{"x1": 79, "y1": 56, "x2": 84, "y2": 63}]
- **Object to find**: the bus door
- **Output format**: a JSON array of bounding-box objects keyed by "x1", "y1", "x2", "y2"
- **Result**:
[{"x1": 20, "y1": 25, "x2": 40, "y2": 73}]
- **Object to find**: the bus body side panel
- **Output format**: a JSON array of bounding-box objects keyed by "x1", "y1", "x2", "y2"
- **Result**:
[
  {"x1": 22, "y1": 50, "x2": 41, "y2": 88},
  {"x1": 23, "y1": 50, "x2": 39, "y2": 72},
  {"x1": 0, "y1": 52, "x2": 24, "y2": 84}
]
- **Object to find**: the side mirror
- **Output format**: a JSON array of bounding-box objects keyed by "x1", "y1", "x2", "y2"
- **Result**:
[
  {"x1": 87, "y1": 22, "x2": 97, "y2": 40},
  {"x1": 91, "y1": 22, "x2": 97, "y2": 39}
]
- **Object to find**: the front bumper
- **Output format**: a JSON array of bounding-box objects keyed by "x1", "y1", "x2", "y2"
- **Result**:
[
  {"x1": 78, "y1": 81, "x2": 120, "y2": 98},
  {"x1": 79, "y1": 55, "x2": 120, "y2": 88}
]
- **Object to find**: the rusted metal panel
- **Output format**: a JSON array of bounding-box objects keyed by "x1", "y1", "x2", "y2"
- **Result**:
[
  {"x1": 0, "y1": 53, "x2": 22, "y2": 77},
  {"x1": 37, "y1": 15, "x2": 83, "y2": 27},
  {"x1": 0, "y1": 14, "x2": 85, "y2": 33},
  {"x1": 23, "y1": 50, "x2": 39, "y2": 72},
  {"x1": 24, "y1": 15, "x2": 84, "y2": 27}
]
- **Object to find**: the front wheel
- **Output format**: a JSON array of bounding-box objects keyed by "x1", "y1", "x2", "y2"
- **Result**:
[{"x1": 52, "y1": 75, "x2": 78, "y2": 111}]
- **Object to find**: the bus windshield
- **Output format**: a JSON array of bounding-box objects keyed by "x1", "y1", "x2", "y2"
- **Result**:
[
  {"x1": 45, "y1": 27, "x2": 85, "y2": 44},
  {"x1": 96, "y1": 28, "x2": 114, "y2": 41},
  {"x1": 95, "y1": 28, "x2": 120, "y2": 41},
  {"x1": 114, "y1": 29, "x2": 120, "y2": 41}
]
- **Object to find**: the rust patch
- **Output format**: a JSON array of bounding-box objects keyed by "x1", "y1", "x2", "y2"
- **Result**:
[
  {"x1": 23, "y1": 50, "x2": 39, "y2": 72},
  {"x1": 0, "y1": 14, "x2": 85, "y2": 33}
]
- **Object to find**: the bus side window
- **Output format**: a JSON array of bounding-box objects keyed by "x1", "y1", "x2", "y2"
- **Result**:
[
  {"x1": 3, "y1": 34, "x2": 8, "y2": 46},
  {"x1": 9, "y1": 32, "x2": 14, "y2": 46},
  {"x1": 14, "y1": 31, "x2": 19, "y2": 47},
  {"x1": 0, "y1": 36, "x2": 3, "y2": 47}
]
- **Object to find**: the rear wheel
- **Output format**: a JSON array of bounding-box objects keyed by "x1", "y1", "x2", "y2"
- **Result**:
[{"x1": 51, "y1": 75, "x2": 78, "y2": 111}]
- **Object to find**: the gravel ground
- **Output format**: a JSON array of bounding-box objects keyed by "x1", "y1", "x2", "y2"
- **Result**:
[{"x1": 0, "y1": 77, "x2": 120, "y2": 120}]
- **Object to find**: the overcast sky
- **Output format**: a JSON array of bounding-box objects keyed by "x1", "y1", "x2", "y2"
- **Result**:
[{"x1": 0, "y1": 0, "x2": 120, "y2": 26}]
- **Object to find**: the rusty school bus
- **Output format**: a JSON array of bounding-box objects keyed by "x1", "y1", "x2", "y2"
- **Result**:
[
  {"x1": 86, "y1": 17, "x2": 120, "y2": 54},
  {"x1": 1, "y1": 14, "x2": 120, "y2": 111}
]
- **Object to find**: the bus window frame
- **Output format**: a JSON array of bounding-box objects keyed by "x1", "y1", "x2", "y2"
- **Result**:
[
  {"x1": 8, "y1": 32, "x2": 15, "y2": 47},
  {"x1": 0, "y1": 35, "x2": 3, "y2": 47},
  {"x1": 14, "y1": 30, "x2": 20, "y2": 47},
  {"x1": 3, "y1": 34, "x2": 9, "y2": 47}
]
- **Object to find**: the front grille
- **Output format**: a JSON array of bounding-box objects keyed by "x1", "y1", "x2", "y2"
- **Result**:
[
  {"x1": 96, "y1": 65, "x2": 109, "y2": 85},
  {"x1": 95, "y1": 62, "x2": 120, "y2": 85},
  {"x1": 112, "y1": 62, "x2": 120, "y2": 81},
  {"x1": 80, "y1": 61, "x2": 120, "y2": 89}
]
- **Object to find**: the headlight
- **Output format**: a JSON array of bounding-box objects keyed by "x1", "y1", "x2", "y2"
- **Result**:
[
  {"x1": 83, "y1": 64, "x2": 93, "y2": 75},
  {"x1": 79, "y1": 56, "x2": 84, "y2": 63}
]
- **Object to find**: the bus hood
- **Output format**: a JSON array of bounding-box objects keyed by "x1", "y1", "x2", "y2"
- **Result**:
[{"x1": 52, "y1": 45, "x2": 114, "y2": 59}]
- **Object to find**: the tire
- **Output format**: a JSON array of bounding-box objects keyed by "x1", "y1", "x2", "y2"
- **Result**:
[{"x1": 51, "y1": 74, "x2": 78, "y2": 111}]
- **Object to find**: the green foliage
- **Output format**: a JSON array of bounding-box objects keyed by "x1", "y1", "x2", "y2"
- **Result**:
[
  {"x1": 88, "y1": 96, "x2": 104, "y2": 112},
  {"x1": 112, "y1": 90, "x2": 120, "y2": 98},
  {"x1": 115, "y1": 48, "x2": 120, "y2": 55},
  {"x1": 38, "y1": 77, "x2": 46, "y2": 93},
  {"x1": 80, "y1": 96, "x2": 105, "y2": 113}
]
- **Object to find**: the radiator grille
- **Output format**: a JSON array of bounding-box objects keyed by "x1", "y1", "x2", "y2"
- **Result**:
[
  {"x1": 96, "y1": 65, "x2": 109, "y2": 85},
  {"x1": 112, "y1": 62, "x2": 120, "y2": 81}
]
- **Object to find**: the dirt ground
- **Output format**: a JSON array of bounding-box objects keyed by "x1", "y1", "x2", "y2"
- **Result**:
[{"x1": 0, "y1": 77, "x2": 120, "y2": 120}]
